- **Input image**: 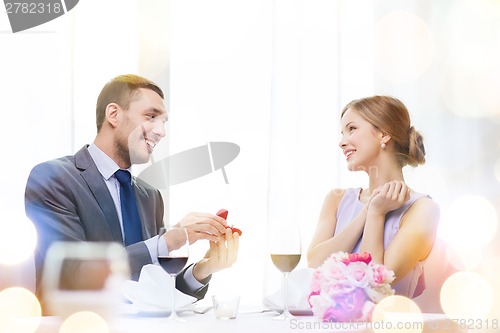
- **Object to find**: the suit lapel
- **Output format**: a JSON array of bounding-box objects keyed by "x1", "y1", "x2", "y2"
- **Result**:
[{"x1": 75, "y1": 146, "x2": 124, "y2": 243}]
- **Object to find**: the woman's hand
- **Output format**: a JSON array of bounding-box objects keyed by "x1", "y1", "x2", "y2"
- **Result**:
[{"x1": 368, "y1": 181, "x2": 410, "y2": 216}]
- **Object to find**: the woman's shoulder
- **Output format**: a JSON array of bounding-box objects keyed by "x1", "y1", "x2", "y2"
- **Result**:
[
  {"x1": 320, "y1": 189, "x2": 343, "y2": 209},
  {"x1": 404, "y1": 194, "x2": 440, "y2": 229},
  {"x1": 327, "y1": 188, "x2": 345, "y2": 197},
  {"x1": 410, "y1": 194, "x2": 440, "y2": 214},
  {"x1": 408, "y1": 190, "x2": 439, "y2": 210},
  {"x1": 326, "y1": 187, "x2": 361, "y2": 196},
  {"x1": 324, "y1": 187, "x2": 361, "y2": 205}
]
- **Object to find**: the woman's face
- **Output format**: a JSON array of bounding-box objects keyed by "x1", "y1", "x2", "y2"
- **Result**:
[{"x1": 338, "y1": 108, "x2": 383, "y2": 171}]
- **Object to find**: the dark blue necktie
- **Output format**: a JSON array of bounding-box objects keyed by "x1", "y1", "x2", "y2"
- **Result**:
[{"x1": 115, "y1": 169, "x2": 142, "y2": 246}]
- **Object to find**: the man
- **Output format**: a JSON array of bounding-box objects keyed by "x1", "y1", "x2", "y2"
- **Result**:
[{"x1": 25, "y1": 74, "x2": 239, "y2": 302}]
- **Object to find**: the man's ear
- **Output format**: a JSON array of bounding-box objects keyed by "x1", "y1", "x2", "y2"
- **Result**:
[{"x1": 105, "y1": 103, "x2": 120, "y2": 128}]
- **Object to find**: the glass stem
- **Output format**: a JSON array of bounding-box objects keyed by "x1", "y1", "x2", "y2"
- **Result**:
[
  {"x1": 171, "y1": 274, "x2": 177, "y2": 318},
  {"x1": 283, "y1": 271, "x2": 290, "y2": 314}
]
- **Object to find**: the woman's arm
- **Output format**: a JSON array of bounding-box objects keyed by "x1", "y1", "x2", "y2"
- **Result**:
[
  {"x1": 307, "y1": 189, "x2": 368, "y2": 268},
  {"x1": 360, "y1": 181, "x2": 439, "y2": 283},
  {"x1": 384, "y1": 197, "x2": 439, "y2": 283}
]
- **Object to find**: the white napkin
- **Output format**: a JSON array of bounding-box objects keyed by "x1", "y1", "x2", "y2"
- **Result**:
[
  {"x1": 264, "y1": 268, "x2": 314, "y2": 311},
  {"x1": 121, "y1": 264, "x2": 196, "y2": 310}
]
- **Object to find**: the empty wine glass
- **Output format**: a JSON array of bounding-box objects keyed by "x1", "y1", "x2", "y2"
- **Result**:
[
  {"x1": 157, "y1": 227, "x2": 189, "y2": 322},
  {"x1": 268, "y1": 224, "x2": 302, "y2": 320}
]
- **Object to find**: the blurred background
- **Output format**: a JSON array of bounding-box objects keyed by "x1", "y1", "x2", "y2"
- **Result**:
[{"x1": 1, "y1": 0, "x2": 499, "y2": 320}]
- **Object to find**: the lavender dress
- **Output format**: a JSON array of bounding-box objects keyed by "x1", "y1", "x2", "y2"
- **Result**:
[{"x1": 335, "y1": 188, "x2": 427, "y2": 298}]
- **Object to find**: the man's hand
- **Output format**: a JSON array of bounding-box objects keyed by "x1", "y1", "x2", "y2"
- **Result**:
[
  {"x1": 174, "y1": 212, "x2": 228, "y2": 244},
  {"x1": 192, "y1": 228, "x2": 239, "y2": 281}
]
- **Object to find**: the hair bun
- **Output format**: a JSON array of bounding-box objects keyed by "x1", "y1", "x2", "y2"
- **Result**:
[{"x1": 407, "y1": 126, "x2": 426, "y2": 166}]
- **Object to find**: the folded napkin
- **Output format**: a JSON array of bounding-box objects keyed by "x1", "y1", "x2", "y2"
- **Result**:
[
  {"x1": 264, "y1": 268, "x2": 314, "y2": 311},
  {"x1": 121, "y1": 264, "x2": 196, "y2": 310}
]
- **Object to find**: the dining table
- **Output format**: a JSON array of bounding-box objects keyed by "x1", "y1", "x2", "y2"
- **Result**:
[{"x1": 33, "y1": 304, "x2": 469, "y2": 333}]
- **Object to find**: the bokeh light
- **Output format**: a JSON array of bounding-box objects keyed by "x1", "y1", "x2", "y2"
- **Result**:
[
  {"x1": 372, "y1": 295, "x2": 423, "y2": 333},
  {"x1": 494, "y1": 158, "x2": 500, "y2": 183},
  {"x1": 137, "y1": 1, "x2": 170, "y2": 78},
  {"x1": 374, "y1": 10, "x2": 434, "y2": 83},
  {"x1": 59, "y1": 311, "x2": 109, "y2": 333},
  {"x1": 440, "y1": 271, "x2": 493, "y2": 319},
  {"x1": 439, "y1": 195, "x2": 498, "y2": 268},
  {"x1": 0, "y1": 218, "x2": 37, "y2": 265},
  {"x1": 474, "y1": 67, "x2": 500, "y2": 115},
  {"x1": 479, "y1": 257, "x2": 500, "y2": 319},
  {"x1": 0, "y1": 287, "x2": 41, "y2": 333},
  {"x1": 445, "y1": 246, "x2": 481, "y2": 270},
  {"x1": 441, "y1": 0, "x2": 500, "y2": 118},
  {"x1": 442, "y1": 0, "x2": 500, "y2": 71}
]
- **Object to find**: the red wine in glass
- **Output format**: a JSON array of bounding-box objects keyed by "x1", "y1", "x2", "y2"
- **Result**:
[
  {"x1": 158, "y1": 256, "x2": 188, "y2": 275},
  {"x1": 157, "y1": 227, "x2": 189, "y2": 322}
]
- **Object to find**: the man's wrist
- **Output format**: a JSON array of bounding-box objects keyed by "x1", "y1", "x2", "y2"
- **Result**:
[{"x1": 192, "y1": 261, "x2": 212, "y2": 283}]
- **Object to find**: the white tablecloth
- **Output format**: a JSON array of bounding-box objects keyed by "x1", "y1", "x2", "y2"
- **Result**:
[{"x1": 34, "y1": 308, "x2": 466, "y2": 333}]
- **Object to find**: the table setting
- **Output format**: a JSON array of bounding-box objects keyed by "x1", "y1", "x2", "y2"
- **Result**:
[
  {"x1": 30, "y1": 228, "x2": 469, "y2": 333},
  {"x1": 33, "y1": 255, "x2": 465, "y2": 333},
  {"x1": 120, "y1": 264, "x2": 197, "y2": 317},
  {"x1": 34, "y1": 303, "x2": 463, "y2": 333}
]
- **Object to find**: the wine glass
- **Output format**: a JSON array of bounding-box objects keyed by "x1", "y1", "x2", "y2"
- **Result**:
[
  {"x1": 157, "y1": 227, "x2": 189, "y2": 322},
  {"x1": 42, "y1": 242, "x2": 129, "y2": 318},
  {"x1": 269, "y1": 225, "x2": 302, "y2": 320}
]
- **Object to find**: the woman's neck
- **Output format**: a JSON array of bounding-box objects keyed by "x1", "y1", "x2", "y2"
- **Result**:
[{"x1": 365, "y1": 164, "x2": 404, "y2": 195}]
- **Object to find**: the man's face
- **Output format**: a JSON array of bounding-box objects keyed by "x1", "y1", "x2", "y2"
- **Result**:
[{"x1": 116, "y1": 88, "x2": 167, "y2": 166}]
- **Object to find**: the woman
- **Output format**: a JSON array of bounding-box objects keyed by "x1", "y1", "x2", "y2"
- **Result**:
[{"x1": 307, "y1": 96, "x2": 439, "y2": 298}]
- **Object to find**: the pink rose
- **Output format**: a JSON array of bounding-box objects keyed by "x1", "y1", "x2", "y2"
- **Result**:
[
  {"x1": 370, "y1": 264, "x2": 395, "y2": 286},
  {"x1": 365, "y1": 283, "x2": 394, "y2": 303},
  {"x1": 308, "y1": 251, "x2": 395, "y2": 323},
  {"x1": 323, "y1": 261, "x2": 348, "y2": 283},
  {"x1": 324, "y1": 281, "x2": 355, "y2": 296},
  {"x1": 307, "y1": 290, "x2": 320, "y2": 307},
  {"x1": 309, "y1": 292, "x2": 332, "y2": 319},
  {"x1": 310, "y1": 270, "x2": 322, "y2": 292},
  {"x1": 345, "y1": 262, "x2": 372, "y2": 288},
  {"x1": 342, "y1": 252, "x2": 372, "y2": 265}
]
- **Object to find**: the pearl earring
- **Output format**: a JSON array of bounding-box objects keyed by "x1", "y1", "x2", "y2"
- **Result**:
[{"x1": 381, "y1": 143, "x2": 386, "y2": 149}]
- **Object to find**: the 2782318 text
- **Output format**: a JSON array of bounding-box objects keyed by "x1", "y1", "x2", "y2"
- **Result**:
[{"x1": 289, "y1": 318, "x2": 498, "y2": 331}]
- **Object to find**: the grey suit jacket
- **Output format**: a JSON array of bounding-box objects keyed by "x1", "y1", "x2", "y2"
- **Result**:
[{"x1": 25, "y1": 145, "x2": 208, "y2": 300}]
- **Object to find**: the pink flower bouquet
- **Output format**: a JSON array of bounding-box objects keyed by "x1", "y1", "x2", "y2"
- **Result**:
[{"x1": 308, "y1": 252, "x2": 395, "y2": 322}]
